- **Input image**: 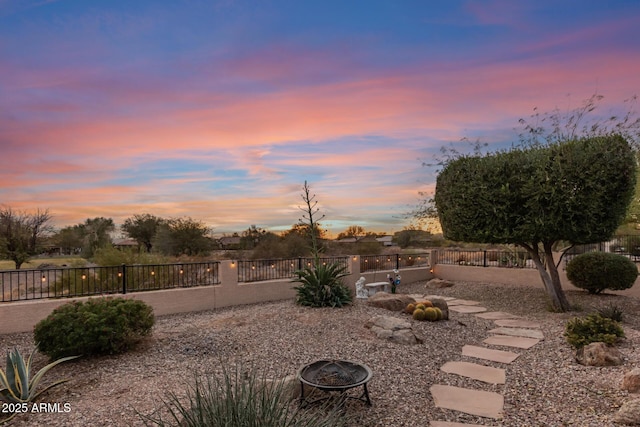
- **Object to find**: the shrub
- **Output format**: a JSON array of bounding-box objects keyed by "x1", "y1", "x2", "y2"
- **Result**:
[
  {"x1": 566, "y1": 252, "x2": 638, "y2": 294},
  {"x1": 597, "y1": 303, "x2": 624, "y2": 322},
  {"x1": 138, "y1": 366, "x2": 347, "y2": 427},
  {"x1": 564, "y1": 313, "x2": 624, "y2": 349},
  {"x1": 34, "y1": 297, "x2": 154, "y2": 359},
  {"x1": 292, "y1": 262, "x2": 352, "y2": 308}
]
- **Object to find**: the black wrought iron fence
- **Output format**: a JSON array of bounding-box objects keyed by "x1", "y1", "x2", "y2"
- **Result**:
[
  {"x1": 237, "y1": 256, "x2": 349, "y2": 283},
  {"x1": 360, "y1": 253, "x2": 430, "y2": 273},
  {"x1": 1, "y1": 261, "x2": 220, "y2": 302},
  {"x1": 436, "y1": 249, "x2": 535, "y2": 269}
]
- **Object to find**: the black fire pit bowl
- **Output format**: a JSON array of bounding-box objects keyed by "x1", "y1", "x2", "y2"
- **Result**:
[{"x1": 298, "y1": 359, "x2": 372, "y2": 406}]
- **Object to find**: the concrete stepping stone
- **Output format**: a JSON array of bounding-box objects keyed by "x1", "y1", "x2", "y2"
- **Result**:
[
  {"x1": 448, "y1": 299, "x2": 481, "y2": 306},
  {"x1": 494, "y1": 318, "x2": 541, "y2": 329},
  {"x1": 488, "y1": 327, "x2": 544, "y2": 339},
  {"x1": 430, "y1": 422, "x2": 485, "y2": 427},
  {"x1": 430, "y1": 384, "x2": 504, "y2": 419},
  {"x1": 462, "y1": 344, "x2": 520, "y2": 364},
  {"x1": 441, "y1": 361, "x2": 506, "y2": 384},
  {"x1": 424, "y1": 294, "x2": 457, "y2": 301},
  {"x1": 475, "y1": 311, "x2": 520, "y2": 320},
  {"x1": 484, "y1": 335, "x2": 540, "y2": 349},
  {"x1": 449, "y1": 305, "x2": 487, "y2": 314}
]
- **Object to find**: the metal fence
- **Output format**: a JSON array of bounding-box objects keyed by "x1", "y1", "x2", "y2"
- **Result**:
[
  {"x1": 360, "y1": 253, "x2": 430, "y2": 273},
  {"x1": 1, "y1": 261, "x2": 220, "y2": 303},
  {"x1": 436, "y1": 249, "x2": 536, "y2": 269},
  {"x1": 237, "y1": 256, "x2": 349, "y2": 283}
]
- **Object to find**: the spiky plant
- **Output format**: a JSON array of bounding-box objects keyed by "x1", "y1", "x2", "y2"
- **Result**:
[
  {"x1": 0, "y1": 348, "x2": 78, "y2": 423},
  {"x1": 293, "y1": 262, "x2": 352, "y2": 308}
]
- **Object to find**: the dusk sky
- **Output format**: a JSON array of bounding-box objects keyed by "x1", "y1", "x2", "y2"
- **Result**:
[{"x1": 1, "y1": 1, "x2": 639, "y2": 236}]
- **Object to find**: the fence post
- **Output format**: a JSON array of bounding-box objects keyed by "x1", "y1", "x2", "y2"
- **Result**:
[
  {"x1": 483, "y1": 250, "x2": 487, "y2": 267},
  {"x1": 121, "y1": 263, "x2": 127, "y2": 294},
  {"x1": 395, "y1": 254, "x2": 400, "y2": 270}
]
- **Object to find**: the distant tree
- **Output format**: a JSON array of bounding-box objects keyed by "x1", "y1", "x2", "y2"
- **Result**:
[
  {"x1": 239, "y1": 225, "x2": 274, "y2": 250},
  {"x1": 435, "y1": 135, "x2": 636, "y2": 311},
  {"x1": 0, "y1": 207, "x2": 53, "y2": 269},
  {"x1": 121, "y1": 214, "x2": 165, "y2": 252},
  {"x1": 393, "y1": 226, "x2": 431, "y2": 248},
  {"x1": 153, "y1": 217, "x2": 213, "y2": 257},
  {"x1": 336, "y1": 225, "x2": 367, "y2": 241},
  {"x1": 52, "y1": 225, "x2": 84, "y2": 255},
  {"x1": 81, "y1": 217, "x2": 115, "y2": 258}
]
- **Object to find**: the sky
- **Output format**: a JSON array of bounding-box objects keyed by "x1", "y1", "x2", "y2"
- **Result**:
[{"x1": 1, "y1": 0, "x2": 639, "y2": 237}]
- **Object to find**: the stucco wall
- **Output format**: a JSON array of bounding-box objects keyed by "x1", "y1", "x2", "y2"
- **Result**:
[{"x1": 0, "y1": 256, "x2": 433, "y2": 334}]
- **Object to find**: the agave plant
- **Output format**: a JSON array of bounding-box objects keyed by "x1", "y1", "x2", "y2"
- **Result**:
[
  {"x1": 0, "y1": 347, "x2": 79, "y2": 404},
  {"x1": 293, "y1": 261, "x2": 353, "y2": 308}
]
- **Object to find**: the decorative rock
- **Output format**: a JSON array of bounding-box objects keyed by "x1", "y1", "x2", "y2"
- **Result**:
[
  {"x1": 575, "y1": 342, "x2": 623, "y2": 366},
  {"x1": 622, "y1": 368, "x2": 640, "y2": 393},
  {"x1": 430, "y1": 298, "x2": 449, "y2": 320},
  {"x1": 614, "y1": 398, "x2": 640, "y2": 425},
  {"x1": 426, "y1": 278, "x2": 455, "y2": 288},
  {"x1": 366, "y1": 292, "x2": 415, "y2": 312},
  {"x1": 365, "y1": 315, "x2": 421, "y2": 345}
]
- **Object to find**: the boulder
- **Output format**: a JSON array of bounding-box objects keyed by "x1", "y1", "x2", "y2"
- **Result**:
[
  {"x1": 426, "y1": 278, "x2": 455, "y2": 288},
  {"x1": 623, "y1": 368, "x2": 640, "y2": 393},
  {"x1": 366, "y1": 292, "x2": 415, "y2": 312},
  {"x1": 430, "y1": 298, "x2": 450, "y2": 320},
  {"x1": 614, "y1": 398, "x2": 640, "y2": 425},
  {"x1": 575, "y1": 342, "x2": 623, "y2": 367},
  {"x1": 366, "y1": 315, "x2": 421, "y2": 345}
]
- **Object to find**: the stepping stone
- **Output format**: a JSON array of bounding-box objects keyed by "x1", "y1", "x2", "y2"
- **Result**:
[
  {"x1": 484, "y1": 335, "x2": 540, "y2": 349},
  {"x1": 448, "y1": 299, "x2": 481, "y2": 306},
  {"x1": 449, "y1": 305, "x2": 487, "y2": 314},
  {"x1": 424, "y1": 294, "x2": 457, "y2": 301},
  {"x1": 430, "y1": 384, "x2": 504, "y2": 419},
  {"x1": 441, "y1": 361, "x2": 506, "y2": 384},
  {"x1": 475, "y1": 311, "x2": 520, "y2": 320},
  {"x1": 430, "y1": 422, "x2": 485, "y2": 427},
  {"x1": 488, "y1": 327, "x2": 544, "y2": 339},
  {"x1": 462, "y1": 345, "x2": 520, "y2": 364},
  {"x1": 494, "y1": 318, "x2": 541, "y2": 329}
]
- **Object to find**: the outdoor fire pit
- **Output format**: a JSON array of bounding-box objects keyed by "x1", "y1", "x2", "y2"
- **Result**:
[{"x1": 297, "y1": 359, "x2": 373, "y2": 406}]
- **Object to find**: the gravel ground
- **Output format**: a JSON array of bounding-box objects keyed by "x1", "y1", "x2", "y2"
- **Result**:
[{"x1": 1, "y1": 280, "x2": 640, "y2": 426}]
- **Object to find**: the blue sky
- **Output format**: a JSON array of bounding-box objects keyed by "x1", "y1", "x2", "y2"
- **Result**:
[{"x1": 1, "y1": 0, "x2": 639, "y2": 236}]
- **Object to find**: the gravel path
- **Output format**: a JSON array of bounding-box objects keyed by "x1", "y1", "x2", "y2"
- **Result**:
[{"x1": 1, "y1": 280, "x2": 639, "y2": 426}]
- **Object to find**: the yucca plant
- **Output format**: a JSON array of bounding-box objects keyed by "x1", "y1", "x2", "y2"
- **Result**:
[
  {"x1": 293, "y1": 262, "x2": 352, "y2": 308},
  {"x1": 0, "y1": 348, "x2": 78, "y2": 423}
]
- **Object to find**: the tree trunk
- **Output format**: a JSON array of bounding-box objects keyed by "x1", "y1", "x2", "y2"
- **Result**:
[{"x1": 522, "y1": 242, "x2": 571, "y2": 312}]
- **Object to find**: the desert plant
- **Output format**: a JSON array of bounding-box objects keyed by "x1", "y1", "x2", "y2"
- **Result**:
[
  {"x1": 566, "y1": 252, "x2": 638, "y2": 294},
  {"x1": 412, "y1": 309, "x2": 426, "y2": 321},
  {"x1": 424, "y1": 307, "x2": 439, "y2": 321},
  {"x1": 564, "y1": 314, "x2": 625, "y2": 349},
  {"x1": 34, "y1": 297, "x2": 154, "y2": 359},
  {"x1": 0, "y1": 348, "x2": 78, "y2": 423},
  {"x1": 597, "y1": 304, "x2": 624, "y2": 322},
  {"x1": 293, "y1": 262, "x2": 352, "y2": 308},
  {"x1": 433, "y1": 307, "x2": 443, "y2": 320},
  {"x1": 138, "y1": 366, "x2": 347, "y2": 427}
]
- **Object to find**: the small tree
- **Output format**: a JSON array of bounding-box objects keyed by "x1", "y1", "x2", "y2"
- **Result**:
[
  {"x1": 153, "y1": 217, "x2": 213, "y2": 257},
  {"x1": 121, "y1": 214, "x2": 165, "y2": 253},
  {"x1": 435, "y1": 135, "x2": 636, "y2": 311},
  {"x1": 0, "y1": 207, "x2": 53, "y2": 269}
]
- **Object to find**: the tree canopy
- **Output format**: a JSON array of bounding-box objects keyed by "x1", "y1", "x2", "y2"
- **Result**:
[
  {"x1": 434, "y1": 135, "x2": 636, "y2": 311},
  {"x1": 121, "y1": 214, "x2": 165, "y2": 252},
  {"x1": 0, "y1": 207, "x2": 53, "y2": 269}
]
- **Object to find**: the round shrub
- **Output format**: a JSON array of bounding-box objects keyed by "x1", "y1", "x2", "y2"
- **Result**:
[
  {"x1": 412, "y1": 309, "x2": 426, "y2": 321},
  {"x1": 424, "y1": 307, "x2": 438, "y2": 322},
  {"x1": 566, "y1": 252, "x2": 638, "y2": 294},
  {"x1": 34, "y1": 297, "x2": 154, "y2": 359},
  {"x1": 564, "y1": 313, "x2": 624, "y2": 349}
]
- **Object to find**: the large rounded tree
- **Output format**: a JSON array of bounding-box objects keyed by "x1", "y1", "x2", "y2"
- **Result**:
[{"x1": 434, "y1": 135, "x2": 636, "y2": 311}]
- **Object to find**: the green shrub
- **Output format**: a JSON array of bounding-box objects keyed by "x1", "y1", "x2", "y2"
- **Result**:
[
  {"x1": 34, "y1": 297, "x2": 154, "y2": 359},
  {"x1": 564, "y1": 313, "x2": 624, "y2": 349},
  {"x1": 566, "y1": 252, "x2": 638, "y2": 294},
  {"x1": 138, "y1": 365, "x2": 347, "y2": 427},
  {"x1": 292, "y1": 262, "x2": 352, "y2": 308}
]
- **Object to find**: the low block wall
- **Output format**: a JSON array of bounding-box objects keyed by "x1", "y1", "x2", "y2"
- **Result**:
[
  {"x1": 0, "y1": 257, "x2": 433, "y2": 334},
  {"x1": 433, "y1": 263, "x2": 640, "y2": 299}
]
